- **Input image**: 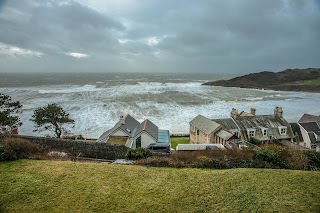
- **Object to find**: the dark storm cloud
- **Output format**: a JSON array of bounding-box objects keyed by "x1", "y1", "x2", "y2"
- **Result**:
[
  {"x1": 0, "y1": 0, "x2": 320, "y2": 73},
  {"x1": 0, "y1": 0, "x2": 123, "y2": 54}
]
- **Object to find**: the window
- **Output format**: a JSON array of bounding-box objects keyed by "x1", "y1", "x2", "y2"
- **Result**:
[
  {"x1": 280, "y1": 127, "x2": 286, "y2": 135},
  {"x1": 263, "y1": 129, "x2": 267, "y2": 136},
  {"x1": 191, "y1": 125, "x2": 195, "y2": 132},
  {"x1": 136, "y1": 136, "x2": 141, "y2": 148},
  {"x1": 196, "y1": 129, "x2": 200, "y2": 136},
  {"x1": 247, "y1": 129, "x2": 255, "y2": 138}
]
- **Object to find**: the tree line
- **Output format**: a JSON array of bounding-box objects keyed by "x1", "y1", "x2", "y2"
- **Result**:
[{"x1": 0, "y1": 93, "x2": 74, "y2": 138}]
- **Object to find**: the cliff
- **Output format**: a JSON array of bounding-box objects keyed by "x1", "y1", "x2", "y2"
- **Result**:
[{"x1": 202, "y1": 68, "x2": 320, "y2": 92}]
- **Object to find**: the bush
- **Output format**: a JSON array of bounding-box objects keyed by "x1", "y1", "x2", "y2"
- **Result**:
[
  {"x1": 135, "y1": 156, "x2": 185, "y2": 168},
  {"x1": 62, "y1": 135, "x2": 84, "y2": 140},
  {"x1": 248, "y1": 137, "x2": 262, "y2": 145},
  {"x1": 125, "y1": 148, "x2": 153, "y2": 160},
  {"x1": 0, "y1": 144, "x2": 17, "y2": 161},
  {"x1": 134, "y1": 145, "x2": 317, "y2": 171},
  {"x1": 254, "y1": 145, "x2": 291, "y2": 169},
  {"x1": 307, "y1": 151, "x2": 320, "y2": 171},
  {"x1": 0, "y1": 138, "x2": 42, "y2": 161}
]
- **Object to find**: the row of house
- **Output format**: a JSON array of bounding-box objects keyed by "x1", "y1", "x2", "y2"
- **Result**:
[
  {"x1": 95, "y1": 106, "x2": 319, "y2": 152},
  {"x1": 189, "y1": 107, "x2": 320, "y2": 151}
]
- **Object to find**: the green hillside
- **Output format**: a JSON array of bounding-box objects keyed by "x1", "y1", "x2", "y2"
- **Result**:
[
  {"x1": 1, "y1": 160, "x2": 319, "y2": 212},
  {"x1": 203, "y1": 68, "x2": 320, "y2": 92}
]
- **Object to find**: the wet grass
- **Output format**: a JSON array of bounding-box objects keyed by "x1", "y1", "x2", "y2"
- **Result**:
[
  {"x1": 170, "y1": 137, "x2": 189, "y2": 150},
  {"x1": 1, "y1": 160, "x2": 320, "y2": 212}
]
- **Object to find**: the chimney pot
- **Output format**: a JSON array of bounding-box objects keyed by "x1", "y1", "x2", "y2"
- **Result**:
[
  {"x1": 250, "y1": 108, "x2": 256, "y2": 115},
  {"x1": 120, "y1": 115, "x2": 125, "y2": 124},
  {"x1": 231, "y1": 108, "x2": 238, "y2": 119},
  {"x1": 274, "y1": 106, "x2": 283, "y2": 118}
]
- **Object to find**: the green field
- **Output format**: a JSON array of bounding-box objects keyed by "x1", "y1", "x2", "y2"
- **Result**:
[
  {"x1": 170, "y1": 136, "x2": 189, "y2": 149},
  {"x1": 300, "y1": 78, "x2": 320, "y2": 86},
  {"x1": 287, "y1": 78, "x2": 320, "y2": 86},
  {"x1": 1, "y1": 160, "x2": 320, "y2": 212}
]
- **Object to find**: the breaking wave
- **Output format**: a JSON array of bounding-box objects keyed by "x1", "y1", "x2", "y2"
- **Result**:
[{"x1": 2, "y1": 74, "x2": 320, "y2": 138}]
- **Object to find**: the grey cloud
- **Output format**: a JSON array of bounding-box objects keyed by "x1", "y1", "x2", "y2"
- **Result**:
[
  {"x1": 0, "y1": 0, "x2": 123, "y2": 55},
  {"x1": 0, "y1": 0, "x2": 320, "y2": 73}
]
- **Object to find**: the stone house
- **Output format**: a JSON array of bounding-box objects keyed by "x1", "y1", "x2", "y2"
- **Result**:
[
  {"x1": 190, "y1": 106, "x2": 294, "y2": 145},
  {"x1": 223, "y1": 107, "x2": 295, "y2": 143},
  {"x1": 97, "y1": 114, "x2": 170, "y2": 150},
  {"x1": 189, "y1": 115, "x2": 238, "y2": 145}
]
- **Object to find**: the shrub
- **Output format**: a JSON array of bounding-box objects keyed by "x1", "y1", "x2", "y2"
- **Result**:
[
  {"x1": 307, "y1": 151, "x2": 320, "y2": 171},
  {"x1": 133, "y1": 146, "x2": 320, "y2": 171},
  {"x1": 289, "y1": 151, "x2": 309, "y2": 170},
  {"x1": 249, "y1": 137, "x2": 262, "y2": 145},
  {"x1": 135, "y1": 156, "x2": 185, "y2": 168},
  {"x1": 254, "y1": 145, "x2": 291, "y2": 169},
  {"x1": 125, "y1": 148, "x2": 153, "y2": 160},
  {"x1": 0, "y1": 144, "x2": 17, "y2": 161},
  {"x1": 0, "y1": 138, "x2": 43, "y2": 161},
  {"x1": 62, "y1": 135, "x2": 84, "y2": 140}
]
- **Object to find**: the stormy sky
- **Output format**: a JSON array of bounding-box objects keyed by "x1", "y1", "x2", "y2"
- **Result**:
[{"x1": 0, "y1": 0, "x2": 319, "y2": 74}]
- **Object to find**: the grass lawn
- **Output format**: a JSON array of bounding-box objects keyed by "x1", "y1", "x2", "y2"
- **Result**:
[
  {"x1": 300, "y1": 78, "x2": 320, "y2": 86},
  {"x1": 170, "y1": 136, "x2": 189, "y2": 150},
  {"x1": 1, "y1": 160, "x2": 320, "y2": 212}
]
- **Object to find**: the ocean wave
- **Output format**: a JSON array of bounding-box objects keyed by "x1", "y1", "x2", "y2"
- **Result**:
[
  {"x1": 38, "y1": 85, "x2": 100, "y2": 94},
  {"x1": 3, "y1": 80, "x2": 320, "y2": 138}
]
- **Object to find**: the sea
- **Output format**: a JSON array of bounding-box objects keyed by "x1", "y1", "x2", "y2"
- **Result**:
[{"x1": 1, "y1": 72, "x2": 320, "y2": 138}]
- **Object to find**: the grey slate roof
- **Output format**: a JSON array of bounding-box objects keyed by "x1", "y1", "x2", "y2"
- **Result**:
[
  {"x1": 233, "y1": 114, "x2": 294, "y2": 140},
  {"x1": 216, "y1": 129, "x2": 234, "y2": 140},
  {"x1": 213, "y1": 118, "x2": 238, "y2": 130},
  {"x1": 290, "y1": 123, "x2": 303, "y2": 142},
  {"x1": 234, "y1": 115, "x2": 288, "y2": 129},
  {"x1": 96, "y1": 114, "x2": 140, "y2": 143},
  {"x1": 298, "y1": 114, "x2": 320, "y2": 123},
  {"x1": 300, "y1": 122, "x2": 320, "y2": 135},
  {"x1": 96, "y1": 128, "x2": 115, "y2": 143},
  {"x1": 190, "y1": 115, "x2": 221, "y2": 134},
  {"x1": 134, "y1": 119, "x2": 158, "y2": 140},
  {"x1": 308, "y1": 132, "x2": 317, "y2": 144},
  {"x1": 118, "y1": 114, "x2": 140, "y2": 134}
]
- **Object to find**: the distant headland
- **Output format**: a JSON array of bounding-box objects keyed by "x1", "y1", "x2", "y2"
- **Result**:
[{"x1": 202, "y1": 68, "x2": 320, "y2": 93}]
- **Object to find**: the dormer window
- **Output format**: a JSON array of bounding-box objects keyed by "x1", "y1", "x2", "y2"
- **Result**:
[
  {"x1": 247, "y1": 128, "x2": 256, "y2": 137},
  {"x1": 261, "y1": 128, "x2": 268, "y2": 136},
  {"x1": 279, "y1": 126, "x2": 287, "y2": 135}
]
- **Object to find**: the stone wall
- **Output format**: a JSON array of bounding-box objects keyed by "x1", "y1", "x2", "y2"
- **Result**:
[{"x1": 6, "y1": 135, "x2": 129, "y2": 160}]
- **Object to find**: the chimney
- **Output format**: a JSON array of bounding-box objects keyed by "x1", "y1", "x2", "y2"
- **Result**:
[
  {"x1": 274, "y1": 106, "x2": 283, "y2": 118},
  {"x1": 120, "y1": 115, "x2": 125, "y2": 124},
  {"x1": 231, "y1": 108, "x2": 238, "y2": 119},
  {"x1": 250, "y1": 108, "x2": 256, "y2": 116}
]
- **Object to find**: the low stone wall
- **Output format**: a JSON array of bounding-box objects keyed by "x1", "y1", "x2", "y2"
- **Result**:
[{"x1": 6, "y1": 135, "x2": 129, "y2": 160}]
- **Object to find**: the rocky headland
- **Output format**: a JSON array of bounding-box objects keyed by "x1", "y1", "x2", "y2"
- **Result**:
[{"x1": 202, "y1": 68, "x2": 320, "y2": 92}]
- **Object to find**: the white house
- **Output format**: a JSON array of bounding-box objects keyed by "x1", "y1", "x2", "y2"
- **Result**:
[{"x1": 97, "y1": 114, "x2": 170, "y2": 150}]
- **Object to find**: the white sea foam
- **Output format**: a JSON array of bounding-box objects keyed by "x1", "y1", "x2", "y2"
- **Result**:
[
  {"x1": 2, "y1": 80, "x2": 320, "y2": 138},
  {"x1": 38, "y1": 85, "x2": 100, "y2": 94}
]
